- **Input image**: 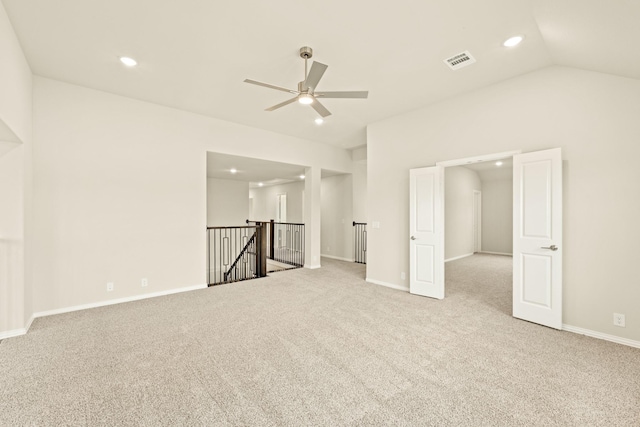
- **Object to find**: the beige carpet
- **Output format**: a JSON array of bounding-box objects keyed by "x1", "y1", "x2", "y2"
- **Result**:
[{"x1": 1, "y1": 254, "x2": 639, "y2": 426}]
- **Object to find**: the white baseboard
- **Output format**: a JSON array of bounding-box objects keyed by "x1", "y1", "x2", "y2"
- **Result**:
[
  {"x1": 0, "y1": 314, "x2": 36, "y2": 340},
  {"x1": 33, "y1": 284, "x2": 208, "y2": 319},
  {"x1": 445, "y1": 253, "x2": 474, "y2": 263},
  {"x1": 304, "y1": 264, "x2": 321, "y2": 270},
  {"x1": 563, "y1": 324, "x2": 640, "y2": 349},
  {"x1": 321, "y1": 254, "x2": 356, "y2": 262},
  {"x1": 7, "y1": 288, "x2": 637, "y2": 353},
  {"x1": 25, "y1": 314, "x2": 35, "y2": 331},
  {"x1": 0, "y1": 326, "x2": 29, "y2": 340},
  {"x1": 479, "y1": 251, "x2": 513, "y2": 257},
  {"x1": 366, "y1": 278, "x2": 409, "y2": 292}
]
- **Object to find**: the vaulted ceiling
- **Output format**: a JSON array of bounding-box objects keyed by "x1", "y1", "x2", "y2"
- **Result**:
[{"x1": 3, "y1": 0, "x2": 639, "y2": 149}]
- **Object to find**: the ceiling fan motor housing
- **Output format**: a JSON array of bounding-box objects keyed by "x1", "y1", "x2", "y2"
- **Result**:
[
  {"x1": 298, "y1": 81, "x2": 313, "y2": 94},
  {"x1": 299, "y1": 46, "x2": 313, "y2": 59}
]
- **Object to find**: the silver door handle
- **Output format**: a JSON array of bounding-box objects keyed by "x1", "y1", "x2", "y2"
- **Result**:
[
  {"x1": 541, "y1": 245, "x2": 558, "y2": 251},
  {"x1": 410, "y1": 236, "x2": 416, "y2": 240}
]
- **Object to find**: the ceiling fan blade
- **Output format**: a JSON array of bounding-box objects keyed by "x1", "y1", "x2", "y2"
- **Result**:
[
  {"x1": 265, "y1": 97, "x2": 298, "y2": 111},
  {"x1": 310, "y1": 98, "x2": 331, "y2": 117},
  {"x1": 315, "y1": 91, "x2": 369, "y2": 99},
  {"x1": 303, "y1": 61, "x2": 328, "y2": 90},
  {"x1": 244, "y1": 79, "x2": 298, "y2": 94}
]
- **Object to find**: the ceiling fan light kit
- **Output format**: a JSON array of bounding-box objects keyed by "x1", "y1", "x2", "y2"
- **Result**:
[
  {"x1": 244, "y1": 46, "x2": 368, "y2": 118},
  {"x1": 298, "y1": 93, "x2": 314, "y2": 105}
]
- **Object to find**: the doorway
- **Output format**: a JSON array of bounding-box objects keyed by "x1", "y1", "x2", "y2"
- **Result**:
[
  {"x1": 443, "y1": 159, "x2": 513, "y2": 314},
  {"x1": 444, "y1": 160, "x2": 513, "y2": 260}
]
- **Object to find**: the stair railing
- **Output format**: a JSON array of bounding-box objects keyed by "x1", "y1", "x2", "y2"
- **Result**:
[
  {"x1": 223, "y1": 233, "x2": 257, "y2": 282},
  {"x1": 207, "y1": 224, "x2": 266, "y2": 286},
  {"x1": 247, "y1": 219, "x2": 305, "y2": 268}
]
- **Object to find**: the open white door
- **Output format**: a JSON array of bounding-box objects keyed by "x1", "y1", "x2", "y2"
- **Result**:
[
  {"x1": 409, "y1": 166, "x2": 444, "y2": 299},
  {"x1": 513, "y1": 148, "x2": 563, "y2": 329}
]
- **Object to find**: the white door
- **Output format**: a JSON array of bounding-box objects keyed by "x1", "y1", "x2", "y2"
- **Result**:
[
  {"x1": 513, "y1": 148, "x2": 563, "y2": 329},
  {"x1": 409, "y1": 166, "x2": 444, "y2": 299},
  {"x1": 473, "y1": 190, "x2": 482, "y2": 253},
  {"x1": 276, "y1": 193, "x2": 287, "y2": 222}
]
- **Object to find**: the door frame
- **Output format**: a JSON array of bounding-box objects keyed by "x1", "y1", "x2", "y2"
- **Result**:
[{"x1": 436, "y1": 151, "x2": 521, "y2": 168}]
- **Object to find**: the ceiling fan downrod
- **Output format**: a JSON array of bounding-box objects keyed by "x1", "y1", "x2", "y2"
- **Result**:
[{"x1": 300, "y1": 46, "x2": 313, "y2": 80}]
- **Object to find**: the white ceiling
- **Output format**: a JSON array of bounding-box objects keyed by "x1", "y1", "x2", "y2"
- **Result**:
[
  {"x1": 3, "y1": 0, "x2": 639, "y2": 149},
  {"x1": 463, "y1": 158, "x2": 513, "y2": 181},
  {"x1": 206, "y1": 152, "x2": 306, "y2": 187},
  {"x1": 207, "y1": 152, "x2": 343, "y2": 187}
]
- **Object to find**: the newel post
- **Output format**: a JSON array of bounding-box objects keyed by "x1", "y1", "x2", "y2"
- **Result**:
[
  {"x1": 269, "y1": 219, "x2": 275, "y2": 260},
  {"x1": 258, "y1": 223, "x2": 267, "y2": 278}
]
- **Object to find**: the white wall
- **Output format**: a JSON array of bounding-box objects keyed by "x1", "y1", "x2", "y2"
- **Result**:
[
  {"x1": 0, "y1": 1, "x2": 32, "y2": 338},
  {"x1": 32, "y1": 77, "x2": 353, "y2": 314},
  {"x1": 352, "y1": 160, "x2": 367, "y2": 223},
  {"x1": 367, "y1": 66, "x2": 640, "y2": 342},
  {"x1": 0, "y1": 2, "x2": 32, "y2": 144},
  {"x1": 206, "y1": 178, "x2": 249, "y2": 227},
  {"x1": 444, "y1": 166, "x2": 481, "y2": 260},
  {"x1": 0, "y1": 146, "x2": 24, "y2": 333},
  {"x1": 480, "y1": 177, "x2": 512, "y2": 254},
  {"x1": 321, "y1": 174, "x2": 354, "y2": 261},
  {"x1": 0, "y1": 126, "x2": 20, "y2": 157},
  {"x1": 249, "y1": 181, "x2": 305, "y2": 223}
]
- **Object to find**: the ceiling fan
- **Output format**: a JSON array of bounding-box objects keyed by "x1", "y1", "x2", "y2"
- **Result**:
[{"x1": 244, "y1": 46, "x2": 368, "y2": 118}]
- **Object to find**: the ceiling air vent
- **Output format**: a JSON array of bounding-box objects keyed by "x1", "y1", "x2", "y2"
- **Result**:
[{"x1": 444, "y1": 51, "x2": 476, "y2": 71}]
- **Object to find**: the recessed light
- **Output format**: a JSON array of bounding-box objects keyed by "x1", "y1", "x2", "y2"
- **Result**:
[
  {"x1": 258, "y1": 182, "x2": 263, "y2": 187},
  {"x1": 503, "y1": 36, "x2": 524, "y2": 47},
  {"x1": 230, "y1": 168, "x2": 237, "y2": 174},
  {"x1": 119, "y1": 56, "x2": 138, "y2": 67},
  {"x1": 299, "y1": 175, "x2": 305, "y2": 179},
  {"x1": 315, "y1": 118, "x2": 324, "y2": 125},
  {"x1": 495, "y1": 161, "x2": 503, "y2": 166}
]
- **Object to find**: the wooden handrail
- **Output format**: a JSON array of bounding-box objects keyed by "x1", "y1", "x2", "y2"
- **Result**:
[
  {"x1": 207, "y1": 225, "x2": 256, "y2": 230},
  {"x1": 247, "y1": 219, "x2": 305, "y2": 226}
]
